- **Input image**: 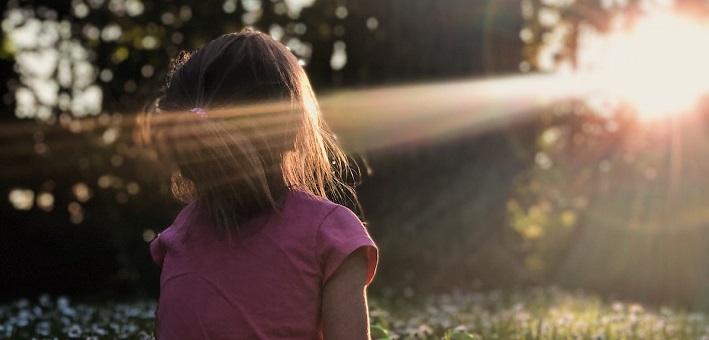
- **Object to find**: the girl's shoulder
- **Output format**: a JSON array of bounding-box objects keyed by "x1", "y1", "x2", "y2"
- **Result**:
[
  {"x1": 157, "y1": 201, "x2": 200, "y2": 238},
  {"x1": 282, "y1": 190, "x2": 360, "y2": 226},
  {"x1": 286, "y1": 190, "x2": 340, "y2": 211}
]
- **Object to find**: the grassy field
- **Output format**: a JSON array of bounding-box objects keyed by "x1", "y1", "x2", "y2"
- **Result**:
[{"x1": 1, "y1": 287, "x2": 708, "y2": 339}]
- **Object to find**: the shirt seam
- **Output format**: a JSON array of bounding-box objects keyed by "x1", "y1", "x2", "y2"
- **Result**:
[{"x1": 313, "y1": 205, "x2": 342, "y2": 282}]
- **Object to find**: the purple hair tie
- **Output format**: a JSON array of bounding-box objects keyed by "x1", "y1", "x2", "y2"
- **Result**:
[{"x1": 191, "y1": 107, "x2": 207, "y2": 118}]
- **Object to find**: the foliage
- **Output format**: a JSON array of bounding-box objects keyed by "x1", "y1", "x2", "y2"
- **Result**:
[
  {"x1": 0, "y1": 0, "x2": 531, "y2": 300},
  {"x1": 0, "y1": 0, "x2": 388, "y2": 299},
  {"x1": 512, "y1": 0, "x2": 709, "y2": 305},
  {"x1": 3, "y1": 288, "x2": 709, "y2": 339}
]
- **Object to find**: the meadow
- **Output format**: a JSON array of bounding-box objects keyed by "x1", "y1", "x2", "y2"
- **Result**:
[{"x1": 2, "y1": 287, "x2": 708, "y2": 339}]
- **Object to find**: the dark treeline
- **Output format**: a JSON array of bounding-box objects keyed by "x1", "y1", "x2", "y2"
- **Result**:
[
  {"x1": 5, "y1": 0, "x2": 709, "y2": 309},
  {"x1": 0, "y1": 0, "x2": 529, "y2": 301}
]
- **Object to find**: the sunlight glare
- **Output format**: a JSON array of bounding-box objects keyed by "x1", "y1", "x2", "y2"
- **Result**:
[{"x1": 592, "y1": 13, "x2": 709, "y2": 120}]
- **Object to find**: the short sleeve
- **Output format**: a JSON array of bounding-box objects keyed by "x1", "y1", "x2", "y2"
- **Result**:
[
  {"x1": 316, "y1": 206, "x2": 378, "y2": 286},
  {"x1": 150, "y1": 234, "x2": 166, "y2": 267}
]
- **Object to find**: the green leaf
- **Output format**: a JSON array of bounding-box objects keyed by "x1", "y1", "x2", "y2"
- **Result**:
[{"x1": 370, "y1": 324, "x2": 390, "y2": 340}]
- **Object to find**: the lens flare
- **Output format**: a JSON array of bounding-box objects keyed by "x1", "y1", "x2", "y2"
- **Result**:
[{"x1": 588, "y1": 12, "x2": 709, "y2": 120}]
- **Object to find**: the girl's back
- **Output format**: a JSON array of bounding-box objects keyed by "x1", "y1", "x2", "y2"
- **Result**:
[{"x1": 151, "y1": 190, "x2": 376, "y2": 339}]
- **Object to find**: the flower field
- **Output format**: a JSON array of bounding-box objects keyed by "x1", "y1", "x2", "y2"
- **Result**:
[{"x1": 1, "y1": 288, "x2": 708, "y2": 339}]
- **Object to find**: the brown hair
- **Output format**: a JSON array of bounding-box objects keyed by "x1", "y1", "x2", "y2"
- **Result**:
[{"x1": 144, "y1": 30, "x2": 355, "y2": 236}]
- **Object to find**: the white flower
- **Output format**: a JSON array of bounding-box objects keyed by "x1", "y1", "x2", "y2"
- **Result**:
[
  {"x1": 16, "y1": 299, "x2": 30, "y2": 309},
  {"x1": 92, "y1": 324, "x2": 108, "y2": 335},
  {"x1": 38, "y1": 294, "x2": 52, "y2": 307},
  {"x1": 16, "y1": 318, "x2": 29, "y2": 327},
  {"x1": 628, "y1": 303, "x2": 644, "y2": 314},
  {"x1": 67, "y1": 324, "x2": 82, "y2": 338},
  {"x1": 57, "y1": 296, "x2": 70, "y2": 309},
  {"x1": 35, "y1": 321, "x2": 51, "y2": 336}
]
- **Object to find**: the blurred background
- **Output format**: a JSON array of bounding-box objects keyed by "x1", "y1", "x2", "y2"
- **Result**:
[{"x1": 2, "y1": 0, "x2": 709, "y2": 311}]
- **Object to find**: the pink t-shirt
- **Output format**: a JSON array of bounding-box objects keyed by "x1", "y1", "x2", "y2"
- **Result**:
[{"x1": 150, "y1": 190, "x2": 378, "y2": 339}]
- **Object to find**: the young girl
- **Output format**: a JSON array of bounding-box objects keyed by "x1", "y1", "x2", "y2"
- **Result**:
[{"x1": 145, "y1": 30, "x2": 378, "y2": 339}]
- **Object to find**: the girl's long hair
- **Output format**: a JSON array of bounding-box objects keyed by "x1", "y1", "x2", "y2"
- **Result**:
[{"x1": 143, "y1": 30, "x2": 356, "y2": 236}]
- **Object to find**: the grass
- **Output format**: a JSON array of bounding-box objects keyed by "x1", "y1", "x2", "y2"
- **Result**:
[{"x1": 1, "y1": 287, "x2": 708, "y2": 339}]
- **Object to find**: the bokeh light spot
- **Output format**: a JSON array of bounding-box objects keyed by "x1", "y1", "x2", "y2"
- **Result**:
[
  {"x1": 335, "y1": 6, "x2": 348, "y2": 19},
  {"x1": 142, "y1": 229, "x2": 156, "y2": 242},
  {"x1": 9, "y1": 188, "x2": 35, "y2": 210},
  {"x1": 330, "y1": 40, "x2": 347, "y2": 71},
  {"x1": 366, "y1": 17, "x2": 378, "y2": 30},
  {"x1": 36, "y1": 192, "x2": 54, "y2": 212},
  {"x1": 72, "y1": 182, "x2": 92, "y2": 202},
  {"x1": 126, "y1": 182, "x2": 140, "y2": 195}
]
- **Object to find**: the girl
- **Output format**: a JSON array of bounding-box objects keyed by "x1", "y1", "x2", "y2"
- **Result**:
[{"x1": 145, "y1": 30, "x2": 378, "y2": 339}]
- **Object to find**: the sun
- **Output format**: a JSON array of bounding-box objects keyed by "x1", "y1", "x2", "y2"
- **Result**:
[{"x1": 586, "y1": 12, "x2": 709, "y2": 121}]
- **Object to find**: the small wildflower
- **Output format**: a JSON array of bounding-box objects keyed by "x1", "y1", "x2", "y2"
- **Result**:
[
  {"x1": 16, "y1": 298, "x2": 30, "y2": 309},
  {"x1": 16, "y1": 318, "x2": 29, "y2": 327},
  {"x1": 67, "y1": 324, "x2": 82, "y2": 338},
  {"x1": 92, "y1": 324, "x2": 108, "y2": 335},
  {"x1": 689, "y1": 313, "x2": 705, "y2": 323},
  {"x1": 57, "y1": 296, "x2": 70, "y2": 309},
  {"x1": 38, "y1": 294, "x2": 52, "y2": 307},
  {"x1": 660, "y1": 307, "x2": 674, "y2": 317},
  {"x1": 453, "y1": 325, "x2": 469, "y2": 333},
  {"x1": 369, "y1": 309, "x2": 389, "y2": 318},
  {"x1": 628, "y1": 303, "x2": 644, "y2": 314},
  {"x1": 35, "y1": 321, "x2": 51, "y2": 336},
  {"x1": 62, "y1": 306, "x2": 77, "y2": 317}
]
